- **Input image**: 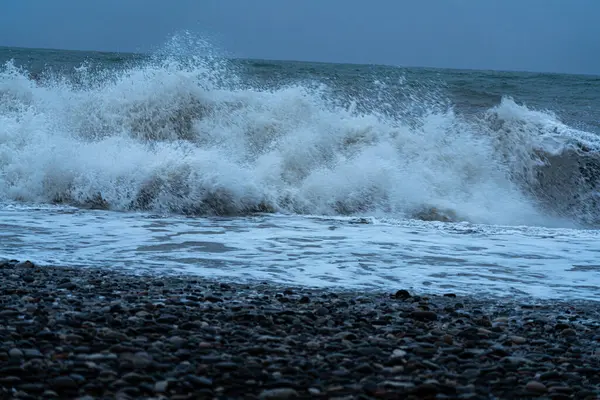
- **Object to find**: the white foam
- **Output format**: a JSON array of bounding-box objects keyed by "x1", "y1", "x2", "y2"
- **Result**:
[{"x1": 1, "y1": 208, "x2": 598, "y2": 301}]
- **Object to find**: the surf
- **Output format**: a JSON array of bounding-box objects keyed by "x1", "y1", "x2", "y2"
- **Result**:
[{"x1": 1, "y1": 39, "x2": 599, "y2": 228}]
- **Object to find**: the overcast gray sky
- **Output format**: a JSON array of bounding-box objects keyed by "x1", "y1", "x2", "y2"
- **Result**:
[{"x1": 0, "y1": 0, "x2": 598, "y2": 74}]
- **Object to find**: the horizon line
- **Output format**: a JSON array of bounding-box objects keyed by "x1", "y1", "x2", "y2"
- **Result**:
[{"x1": 1, "y1": 44, "x2": 598, "y2": 78}]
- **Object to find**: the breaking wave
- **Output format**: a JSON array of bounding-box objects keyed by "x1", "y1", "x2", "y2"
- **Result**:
[{"x1": 1, "y1": 39, "x2": 599, "y2": 227}]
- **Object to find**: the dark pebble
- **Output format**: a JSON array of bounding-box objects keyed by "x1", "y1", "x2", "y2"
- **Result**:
[
  {"x1": 50, "y1": 376, "x2": 78, "y2": 390},
  {"x1": 394, "y1": 289, "x2": 411, "y2": 299},
  {"x1": 22, "y1": 349, "x2": 43, "y2": 358},
  {"x1": 36, "y1": 331, "x2": 56, "y2": 340},
  {"x1": 353, "y1": 363, "x2": 375, "y2": 374},
  {"x1": 157, "y1": 314, "x2": 178, "y2": 324},
  {"x1": 410, "y1": 311, "x2": 438, "y2": 321},
  {"x1": 540, "y1": 371, "x2": 561, "y2": 381},
  {"x1": 58, "y1": 281, "x2": 77, "y2": 290},
  {"x1": 555, "y1": 323, "x2": 570, "y2": 331},
  {"x1": 560, "y1": 329, "x2": 577, "y2": 337},
  {"x1": 185, "y1": 375, "x2": 213, "y2": 388},
  {"x1": 0, "y1": 376, "x2": 21, "y2": 384},
  {"x1": 415, "y1": 382, "x2": 439, "y2": 395},
  {"x1": 19, "y1": 383, "x2": 46, "y2": 393},
  {"x1": 315, "y1": 307, "x2": 328, "y2": 316}
]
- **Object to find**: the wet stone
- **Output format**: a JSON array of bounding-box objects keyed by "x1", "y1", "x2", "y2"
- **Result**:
[
  {"x1": 154, "y1": 380, "x2": 169, "y2": 393},
  {"x1": 394, "y1": 290, "x2": 411, "y2": 299},
  {"x1": 560, "y1": 329, "x2": 577, "y2": 337},
  {"x1": 19, "y1": 383, "x2": 46, "y2": 393},
  {"x1": 22, "y1": 349, "x2": 43, "y2": 358},
  {"x1": 0, "y1": 376, "x2": 21, "y2": 384},
  {"x1": 259, "y1": 388, "x2": 300, "y2": 399},
  {"x1": 50, "y1": 376, "x2": 78, "y2": 390},
  {"x1": 157, "y1": 314, "x2": 178, "y2": 324},
  {"x1": 315, "y1": 307, "x2": 328, "y2": 316},
  {"x1": 526, "y1": 381, "x2": 547, "y2": 393},
  {"x1": 205, "y1": 295, "x2": 223, "y2": 303},
  {"x1": 410, "y1": 311, "x2": 438, "y2": 321},
  {"x1": 58, "y1": 281, "x2": 77, "y2": 290},
  {"x1": 185, "y1": 375, "x2": 213, "y2": 388},
  {"x1": 9, "y1": 348, "x2": 24, "y2": 359},
  {"x1": 540, "y1": 371, "x2": 561, "y2": 381}
]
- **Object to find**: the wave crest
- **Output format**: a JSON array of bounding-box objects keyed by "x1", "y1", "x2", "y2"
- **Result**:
[
  {"x1": 483, "y1": 98, "x2": 600, "y2": 224},
  {"x1": 1, "y1": 42, "x2": 599, "y2": 227}
]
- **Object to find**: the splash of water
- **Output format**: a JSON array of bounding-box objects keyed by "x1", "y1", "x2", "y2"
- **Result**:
[{"x1": 1, "y1": 37, "x2": 598, "y2": 227}]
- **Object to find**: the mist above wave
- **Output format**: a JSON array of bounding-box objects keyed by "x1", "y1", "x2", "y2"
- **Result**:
[{"x1": 0, "y1": 38, "x2": 598, "y2": 227}]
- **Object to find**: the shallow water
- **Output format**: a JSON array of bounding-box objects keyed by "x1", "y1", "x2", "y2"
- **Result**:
[{"x1": 1, "y1": 205, "x2": 598, "y2": 301}]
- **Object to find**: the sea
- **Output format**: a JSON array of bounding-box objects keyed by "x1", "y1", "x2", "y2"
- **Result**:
[{"x1": 1, "y1": 38, "x2": 599, "y2": 301}]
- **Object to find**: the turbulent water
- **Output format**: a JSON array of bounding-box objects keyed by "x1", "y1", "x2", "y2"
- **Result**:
[{"x1": 1, "y1": 38, "x2": 599, "y2": 300}]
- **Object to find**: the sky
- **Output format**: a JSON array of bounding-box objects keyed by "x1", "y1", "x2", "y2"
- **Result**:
[{"x1": 0, "y1": 0, "x2": 598, "y2": 75}]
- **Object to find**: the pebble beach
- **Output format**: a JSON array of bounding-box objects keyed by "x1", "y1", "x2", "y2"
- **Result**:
[{"x1": 1, "y1": 259, "x2": 599, "y2": 400}]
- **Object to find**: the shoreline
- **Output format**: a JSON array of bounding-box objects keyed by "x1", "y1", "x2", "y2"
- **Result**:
[{"x1": 1, "y1": 259, "x2": 599, "y2": 399}]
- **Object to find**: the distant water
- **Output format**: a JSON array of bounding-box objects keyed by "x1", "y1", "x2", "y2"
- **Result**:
[{"x1": 1, "y1": 37, "x2": 599, "y2": 301}]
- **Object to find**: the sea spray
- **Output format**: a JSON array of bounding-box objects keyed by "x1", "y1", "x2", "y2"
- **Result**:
[{"x1": 1, "y1": 38, "x2": 599, "y2": 227}]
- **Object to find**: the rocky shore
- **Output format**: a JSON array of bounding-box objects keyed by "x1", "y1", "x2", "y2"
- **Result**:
[{"x1": 1, "y1": 259, "x2": 599, "y2": 400}]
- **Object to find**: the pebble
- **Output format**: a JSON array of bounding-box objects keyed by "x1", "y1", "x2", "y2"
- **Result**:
[
  {"x1": 259, "y1": 388, "x2": 299, "y2": 399},
  {"x1": 185, "y1": 375, "x2": 213, "y2": 388},
  {"x1": 154, "y1": 380, "x2": 169, "y2": 393},
  {"x1": 0, "y1": 376, "x2": 21, "y2": 384},
  {"x1": 540, "y1": 371, "x2": 561, "y2": 381},
  {"x1": 157, "y1": 314, "x2": 178, "y2": 324},
  {"x1": 391, "y1": 349, "x2": 407, "y2": 358},
  {"x1": 122, "y1": 372, "x2": 148, "y2": 384},
  {"x1": 9, "y1": 348, "x2": 24, "y2": 359},
  {"x1": 19, "y1": 383, "x2": 46, "y2": 393},
  {"x1": 549, "y1": 386, "x2": 572, "y2": 393},
  {"x1": 168, "y1": 336, "x2": 186, "y2": 347},
  {"x1": 85, "y1": 353, "x2": 118, "y2": 361},
  {"x1": 410, "y1": 311, "x2": 438, "y2": 321},
  {"x1": 560, "y1": 329, "x2": 577, "y2": 337},
  {"x1": 58, "y1": 281, "x2": 77, "y2": 290},
  {"x1": 525, "y1": 381, "x2": 547, "y2": 393},
  {"x1": 23, "y1": 349, "x2": 43, "y2": 358},
  {"x1": 511, "y1": 336, "x2": 527, "y2": 344},
  {"x1": 50, "y1": 376, "x2": 78, "y2": 390},
  {"x1": 501, "y1": 356, "x2": 531, "y2": 365},
  {"x1": 75, "y1": 395, "x2": 95, "y2": 400},
  {"x1": 394, "y1": 290, "x2": 411, "y2": 299},
  {"x1": 315, "y1": 307, "x2": 328, "y2": 316}
]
